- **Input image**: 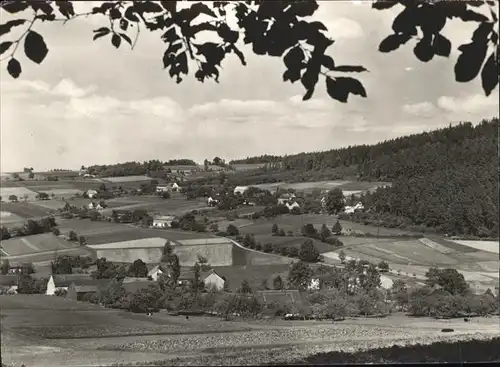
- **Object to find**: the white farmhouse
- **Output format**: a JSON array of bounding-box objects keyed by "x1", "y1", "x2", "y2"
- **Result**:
[
  {"x1": 202, "y1": 269, "x2": 225, "y2": 291},
  {"x1": 234, "y1": 186, "x2": 249, "y2": 195},
  {"x1": 156, "y1": 185, "x2": 169, "y2": 193},
  {"x1": 147, "y1": 265, "x2": 166, "y2": 281},
  {"x1": 344, "y1": 202, "x2": 364, "y2": 214},
  {"x1": 171, "y1": 182, "x2": 179, "y2": 191},
  {"x1": 285, "y1": 201, "x2": 300, "y2": 211},
  {"x1": 86, "y1": 189, "x2": 98, "y2": 198},
  {"x1": 152, "y1": 215, "x2": 175, "y2": 228}
]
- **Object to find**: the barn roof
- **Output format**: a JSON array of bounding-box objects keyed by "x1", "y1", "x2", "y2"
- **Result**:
[
  {"x1": 52, "y1": 275, "x2": 107, "y2": 287},
  {"x1": 87, "y1": 237, "x2": 167, "y2": 250},
  {"x1": 122, "y1": 280, "x2": 153, "y2": 293},
  {"x1": 212, "y1": 264, "x2": 291, "y2": 292}
]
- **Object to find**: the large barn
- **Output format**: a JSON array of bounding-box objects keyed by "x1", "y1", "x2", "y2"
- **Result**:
[{"x1": 86, "y1": 237, "x2": 167, "y2": 264}]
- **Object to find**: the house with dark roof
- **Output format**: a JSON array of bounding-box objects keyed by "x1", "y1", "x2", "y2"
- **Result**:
[
  {"x1": 0, "y1": 274, "x2": 19, "y2": 294},
  {"x1": 67, "y1": 284, "x2": 100, "y2": 301},
  {"x1": 202, "y1": 269, "x2": 225, "y2": 291},
  {"x1": 45, "y1": 274, "x2": 107, "y2": 295}
]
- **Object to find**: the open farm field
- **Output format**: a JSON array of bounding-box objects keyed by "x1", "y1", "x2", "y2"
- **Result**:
[
  {"x1": 0, "y1": 210, "x2": 25, "y2": 224},
  {"x1": 251, "y1": 234, "x2": 337, "y2": 254},
  {"x1": 0, "y1": 233, "x2": 79, "y2": 257},
  {"x1": 1, "y1": 293, "x2": 499, "y2": 367},
  {"x1": 449, "y1": 240, "x2": 499, "y2": 254},
  {"x1": 30, "y1": 199, "x2": 68, "y2": 210},
  {"x1": 0, "y1": 201, "x2": 53, "y2": 218},
  {"x1": 231, "y1": 163, "x2": 268, "y2": 171},
  {"x1": 1, "y1": 247, "x2": 92, "y2": 265},
  {"x1": 99, "y1": 198, "x2": 210, "y2": 216},
  {"x1": 102, "y1": 175, "x2": 153, "y2": 183},
  {"x1": 244, "y1": 180, "x2": 391, "y2": 195},
  {"x1": 0, "y1": 186, "x2": 39, "y2": 201},
  {"x1": 57, "y1": 218, "x2": 213, "y2": 245}
]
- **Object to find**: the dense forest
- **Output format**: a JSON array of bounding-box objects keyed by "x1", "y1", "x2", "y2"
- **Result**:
[{"x1": 228, "y1": 119, "x2": 499, "y2": 236}]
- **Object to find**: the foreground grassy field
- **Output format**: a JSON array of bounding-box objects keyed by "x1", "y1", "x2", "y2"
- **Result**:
[{"x1": 1, "y1": 295, "x2": 499, "y2": 367}]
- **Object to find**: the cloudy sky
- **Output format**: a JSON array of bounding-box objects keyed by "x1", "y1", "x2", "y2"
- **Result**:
[{"x1": 1, "y1": 1, "x2": 498, "y2": 172}]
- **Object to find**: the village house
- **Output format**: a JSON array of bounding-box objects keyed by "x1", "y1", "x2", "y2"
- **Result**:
[
  {"x1": 86, "y1": 189, "x2": 98, "y2": 198},
  {"x1": 66, "y1": 283, "x2": 101, "y2": 302},
  {"x1": 45, "y1": 274, "x2": 99, "y2": 295},
  {"x1": 147, "y1": 264, "x2": 166, "y2": 281},
  {"x1": 344, "y1": 202, "x2": 364, "y2": 214},
  {"x1": 170, "y1": 182, "x2": 180, "y2": 191},
  {"x1": 234, "y1": 186, "x2": 249, "y2": 195},
  {"x1": 202, "y1": 269, "x2": 225, "y2": 291},
  {"x1": 285, "y1": 201, "x2": 300, "y2": 211},
  {"x1": 277, "y1": 193, "x2": 296, "y2": 205},
  {"x1": 156, "y1": 185, "x2": 169, "y2": 193},
  {"x1": 152, "y1": 215, "x2": 176, "y2": 228},
  {"x1": 88, "y1": 202, "x2": 104, "y2": 210},
  {"x1": 207, "y1": 196, "x2": 219, "y2": 206}
]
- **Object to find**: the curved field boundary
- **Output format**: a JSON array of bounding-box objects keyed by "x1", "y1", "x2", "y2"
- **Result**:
[{"x1": 419, "y1": 238, "x2": 455, "y2": 254}]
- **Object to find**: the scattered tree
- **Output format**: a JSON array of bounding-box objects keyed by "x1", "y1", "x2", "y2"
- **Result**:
[
  {"x1": 8, "y1": 194, "x2": 18, "y2": 202},
  {"x1": 299, "y1": 239, "x2": 319, "y2": 262},
  {"x1": 272, "y1": 223, "x2": 279, "y2": 235},
  {"x1": 320, "y1": 223, "x2": 331, "y2": 241},
  {"x1": 128, "y1": 259, "x2": 149, "y2": 278},
  {"x1": 325, "y1": 188, "x2": 344, "y2": 214},
  {"x1": 338, "y1": 250, "x2": 346, "y2": 264},
  {"x1": 239, "y1": 279, "x2": 252, "y2": 294},
  {"x1": 273, "y1": 275, "x2": 284, "y2": 290},
  {"x1": 288, "y1": 261, "x2": 313, "y2": 290},
  {"x1": 378, "y1": 261, "x2": 390, "y2": 272},
  {"x1": 1, "y1": 259, "x2": 10, "y2": 275},
  {"x1": 332, "y1": 220, "x2": 343, "y2": 235},
  {"x1": 68, "y1": 230, "x2": 78, "y2": 241},
  {"x1": 226, "y1": 224, "x2": 239, "y2": 236}
]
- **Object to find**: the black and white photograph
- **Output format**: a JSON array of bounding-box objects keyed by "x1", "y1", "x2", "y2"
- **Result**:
[{"x1": 0, "y1": 0, "x2": 499, "y2": 366}]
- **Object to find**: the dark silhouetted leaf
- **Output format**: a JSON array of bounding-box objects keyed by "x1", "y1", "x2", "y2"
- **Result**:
[
  {"x1": 7, "y1": 58, "x2": 21, "y2": 78},
  {"x1": 332, "y1": 65, "x2": 368, "y2": 73},
  {"x1": 413, "y1": 35, "x2": 434, "y2": 62},
  {"x1": 93, "y1": 27, "x2": 111, "y2": 40},
  {"x1": 24, "y1": 30, "x2": 49, "y2": 64},
  {"x1": 142, "y1": 1, "x2": 164, "y2": 13},
  {"x1": 55, "y1": 1, "x2": 75, "y2": 19},
  {"x1": 480, "y1": 53, "x2": 498, "y2": 96},
  {"x1": 379, "y1": 34, "x2": 412, "y2": 52},
  {"x1": 228, "y1": 44, "x2": 247, "y2": 66},
  {"x1": 325, "y1": 76, "x2": 367, "y2": 103},
  {"x1": 432, "y1": 34, "x2": 452, "y2": 57},
  {"x1": 392, "y1": 7, "x2": 418, "y2": 36},
  {"x1": 372, "y1": 1, "x2": 397, "y2": 10},
  {"x1": 111, "y1": 34, "x2": 121, "y2": 49},
  {"x1": 308, "y1": 21, "x2": 328, "y2": 32},
  {"x1": 124, "y1": 7, "x2": 139, "y2": 22},
  {"x1": 321, "y1": 55, "x2": 335, "y2": 70},
  {"x1": 472, "y1": 23, "x2": 494, "y2": 42},
  {"x1": 302, "y1": 87, "x2": 315, "y2": 101},
  {"x1": 458, "y1": 10, "x2": 489, "y2": 22},
  {"x1": 110, "y1": 8, "x2": 121, "y2": 20},
  {"x1": 0, "y1": 19, "x2": 26, "y2": 37},
  {"x1": 287, "y1": 0, "x2": 319, "y2": 17},
  {"x1": 284, "y1": 46, "x2": 305, "y2": 71},
  {"x1": 92, "y1": 2, "x2": 114, "y2": 15},
  {"x1": 301, "y1": 62, "x2": 320, "y2": 92},
  {"x1": 120, "y1": 33, "x2": 132, "y2": 46},
  {"x1": 31, "y1": 2, "x2": 54, "y2": 15},
  {"x1": 455, "y1": 42, "x2": 488, "y2": 82},
  {"x1": 217, "y1": 23, "x2": 239, "y2": 43},
  {"x1": 190, "y1": 2, "x2": 217, "y2": 18},
  {"x1": 0, "y1": 41, "x2": 13, "y2": 56},
  {"x1": 1, "y1": 1, "x2": 29, "y2": 13},
  {"x1": 120, "y1": 19, "x2": 129, "y2": 31},
  {"x1": 161, "y1": 1, "x2": 177, "y2": 13}
]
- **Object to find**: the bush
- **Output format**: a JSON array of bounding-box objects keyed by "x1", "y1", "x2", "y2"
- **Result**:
[
  {"x1": 255, "y1": 243, "x2": 262, "y2": 251},
  {"x1": 278, "y1": 229, "x2": 286, "y2": 236},
  {"x1": 288, "y1": 247, "x2": 299, "y2": 257},
  {"x1": 226, "y1": 224, "x2": 239, "y2": 236},
  {"x1": 280, "y1": 247, "x2": 289, "y2": 256},
  {"x1": 299, "y1": 239, "x2": 319, "y2": 262},
  {"x1": 323, "y1": 236, "x2": 344, "y2": 247},
  {"x1": 263, "y1": 243, "x2": 273, "y2": 253}
]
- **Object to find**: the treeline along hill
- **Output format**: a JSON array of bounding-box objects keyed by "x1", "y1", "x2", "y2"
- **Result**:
[{"x1": 230, "y1": 119, "x2": 499, "y2": 237}]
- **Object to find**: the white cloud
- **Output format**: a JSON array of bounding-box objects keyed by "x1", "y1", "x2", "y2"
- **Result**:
[
  {"x1": 437, "y1": 93, "x2": 499, "y2": 115},
  {"x1": 323, "y1": 17, "x2": 364, "y2": 39},
  {"x1": 402, "y1": 101, "x2": 436, "y2": 115}
]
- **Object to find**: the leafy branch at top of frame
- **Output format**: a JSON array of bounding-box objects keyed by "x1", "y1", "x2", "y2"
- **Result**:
[
  {"x1": 0, "y1": 0, "x2": 369, "y2": 104},
  {"x1": 372, "y1": 0, "x2": 499, "y2": 96}
]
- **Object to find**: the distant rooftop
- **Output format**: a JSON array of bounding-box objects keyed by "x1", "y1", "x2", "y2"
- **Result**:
[
  {"x1": 87, "y1": 237, "x2": 167, "y2": 250},
  {"x1": 176, "y1": 237, "x2": 233, "y2": 246}
]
